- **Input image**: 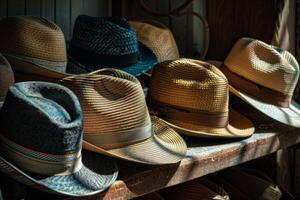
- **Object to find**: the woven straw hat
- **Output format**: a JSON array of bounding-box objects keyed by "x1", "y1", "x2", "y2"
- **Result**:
[
  {"x1": 160, "y1": 180, "x2": 230, "y2": 200},
  {"x1": 0, "y1": 54, "x2": 14, "y2": 101},
  {"x1": 129, "y1": 20, "x2": 180, "y2": 62},
  {"x1": 60, "y1": 68, "x2": 187, "y2": 164},
  {"x1": 220, "y1": 168, "x2": 282, "y2": 200},
  {"x1": 149, "y1": 58, "x2": 254, "y2": 138},
  {"x1": 0, "y1": 82, "x2": 118, "y2": 196},
  {"x1": 0, "y1": 16, "x2": 81, "y2": 82},
  {"x1": 220, "y1": 37, "x2": 300, "y2": 127},
  {"x1": 68, "y1": 15, "x2": 158, "y2": 77}
]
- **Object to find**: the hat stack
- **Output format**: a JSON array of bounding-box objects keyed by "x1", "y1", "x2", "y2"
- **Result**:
[{"x1": 0, "y1": 12, "x2": 299, "y2": 199}]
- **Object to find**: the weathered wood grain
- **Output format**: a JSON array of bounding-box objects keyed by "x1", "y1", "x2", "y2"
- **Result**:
[{"x1": 0, "y1": 0, "x2": 7, "y2": 18}]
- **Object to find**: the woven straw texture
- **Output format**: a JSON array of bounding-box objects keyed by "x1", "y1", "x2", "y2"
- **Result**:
[
  {"x1": 61, "y1": 68, "x2": 186, "y2": 164},
  {"x1": 0, "y1": 82, "x2": 117, "y2": 196},
  {"x1": 68, "y1": 15, "x2": 158, "y2": 77},
  {"x1": 224, "y1": 37, "x2": 299, "y2": 95},
  {"x1": 0, "y1": 54, "x2": 14, "y2": 101},
  {"x1": 149, "y1": 58, "x2": 254, "y2": 138},
  {"x1": 220, "y1": 38, "x2": 300, "y2": 127},
  {"x1": 129, "y1": 20, "x2": 180, "y2": 62},
  {"x1": 160, "y1": 180, "x2": 230, "y2": 200},
  {"x1": 0, "y1": 16, "x2": 67, "y2": 71}
]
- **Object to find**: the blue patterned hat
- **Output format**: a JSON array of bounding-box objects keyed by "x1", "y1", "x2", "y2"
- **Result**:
[
  {"x1": 0, "y1": 82, "x2": 118, "y2": 196},
  {"x1": 68, "y1": 15, "x2": 158, "y2": 76}
]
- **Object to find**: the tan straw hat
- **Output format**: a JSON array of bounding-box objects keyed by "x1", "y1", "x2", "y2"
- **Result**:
[
  {"x1": 219, "y1": 37, "x2": 300, "y2": 127},
  {"x1": 129, "y1": 20, "x2": 180, "y2": 62},
  {"x1": 160, "y1": 180, "x2": 230, "y2": 200},
  {"x1": 149, "y1": 58, "x2": 254, "y2": 138},
  {"x1": 0, "y1": 16, "x2": 80, "y2": 82},
  {"x1": 60, "y1": 68, "x2": 187, "y2": 164}
]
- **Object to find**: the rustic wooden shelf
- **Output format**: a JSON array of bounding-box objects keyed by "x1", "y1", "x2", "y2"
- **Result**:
[{"x1": 71, "y1": 125, "x2": 300, "y2": 200}]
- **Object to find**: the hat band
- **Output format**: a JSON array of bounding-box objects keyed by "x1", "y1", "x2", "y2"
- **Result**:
[
  {"x1": 221, "y1": 65, "x2": 291, "y2": 107},
  {"x1": 69, "y1": 43, "x2": 138, "y2": 69},
  {"x1": 4, "y1": 54, "x2": 67, "y2": 72},
  {"x1": 0, "y1": 134, "x2": 82, "y2": 176},
  {"x1": 150, "y1": 99, "x2": 229, "y2": 128},
  {"x1": 84, "y1": 123, "x2": 153, "y2": 149}
]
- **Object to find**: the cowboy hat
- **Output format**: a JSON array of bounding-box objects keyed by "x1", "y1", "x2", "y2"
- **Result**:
[
  {"x1": 0, "y1": 82, "x2": 118, "y2": 196},
  {"x1": 60, "y1": 68, "x2": 187, "y2": 164},
  {"x1": 68, "y1": 15, "x2": 158, "y2": 77},
  {"x1": 219, "y1": 37, "x2": 300, "y2": 127},
  {"x1": 129, "y1": 20, "x2": 180, "y2": 62},
  {"x1": 0, "y1": 16, "x2": 82, "y2": 82},
  {"x1": 149, "y1": 58, "x2": 255, "y2": 138},
  {"x1": 160, "y1": 179, "x2": 230, "y2": 200}
]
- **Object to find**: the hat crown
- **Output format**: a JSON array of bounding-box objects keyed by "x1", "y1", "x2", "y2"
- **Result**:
[
  {"x1": 61, "y1": 69, "x2": 151, "y2": 137},
  {"x1": 0, "y1": 16, "x2": 67, "y2": 62},
  {"x1": 0, "y1": 82, "x2": 83, "y2": 155},
  {"x1": 71, "y1": 15, "x2": 138, "y2": 56},
  {"x1": 150, "y1": 59, "x2": 229, "y2": 113},
  {"x1": 224, "y1": 38, "x2": 300, "y2": 95},
  {"x1": 129, "y1": 20, "x2": 180, "y2": 62}
]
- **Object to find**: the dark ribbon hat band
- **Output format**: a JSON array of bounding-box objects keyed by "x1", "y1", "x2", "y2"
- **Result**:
[
  {"x1": 220, "y1": 64, "x2": 292, "y2": 107},
  {"x1": 69, "y1": 43, "x2": 138, "y2": 69}
]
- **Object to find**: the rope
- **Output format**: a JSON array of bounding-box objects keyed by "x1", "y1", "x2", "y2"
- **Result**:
[
  {"x1": 271, "y1": 0, "x2": 288, "y2": 46},
  {"x1": 138, "y1": 0, "x2": 209, "y2": 59}
]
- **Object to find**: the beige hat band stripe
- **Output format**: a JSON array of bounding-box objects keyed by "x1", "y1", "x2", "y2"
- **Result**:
[
  {"x1": 0, "y1": 136, "x2": 82, "y2": 176},
  {"x1": 151, "y1": 99, "x2": 229, "y2": 128},
  {"x1": 4, "y1": 54, "x2": 67, "y2": 70},
  {"x1": 84, "y1": 124, "x2": 153, "y2": 149},
  {"x1": 221, "y1": 65, "x2": 291, "y2": 107}
]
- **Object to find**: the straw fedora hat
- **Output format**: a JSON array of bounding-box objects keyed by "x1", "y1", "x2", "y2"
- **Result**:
[
  {"x1": 159, "y1": 179, "x2": 230, "y2": 200},
  {"x1": 60, "y1": 68, "x2": 187, "y2": 164},
  {"x1": 0, "y1": 16, "x2": 81, "y2": 82},
  {"x1": 129, "y1": 20, "x2": 180, "y2": 62},
  {"x1": 0, "y1": 82, "x2": 118, "y2": 196},
  {"x1": 149, "y1": 58, "x2": 255, "y2": 138},
  {"x1": 220, "y1": 168, "x2": 282, "y2": 200},
  {"x1": 68, "y1": 15, "x2": 158, "y2": 77},
  {"x1": 0, "y1": 54, "x2": 14, "y2": 102},
  {"x1": 219, "y1": 37, "x2": 300, "y2": 127}
]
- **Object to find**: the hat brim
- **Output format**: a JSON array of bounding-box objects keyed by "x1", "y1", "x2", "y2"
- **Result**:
[
  {"x1": 83, "y1": 116, "x2": 187, "y2": 165},
  {"x1": 208, "y1": 60, "x2": 300, "y2": 128},
  {"x1": 0, "y1": 151, "x2": 118, "y2": 197},
  {"x1": 159, "y1": 109, "x2": 254, "y2": 138},
  {"x1": 5, "y1": 55, "x2": 73, "y2": 79},
  {"x1": 229, "y1": 85, "x2": 300, "y2": 128},
  {"x1": 67, "y1": 42, "x2": 158, "y2": 77}
]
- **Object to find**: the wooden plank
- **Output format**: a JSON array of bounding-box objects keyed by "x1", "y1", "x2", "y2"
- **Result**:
[
  {"x1": 26, "y1": 0, "x2": 41, "y2": 16},
  {"x1": 170, "y1": 0, "x2": 188, "y2": 56},
  {"x1": 40, "y1": 0, "x2": 54, "y2": 21},
  {"x1": 190, "y1": 0, "x2": 206, "y2": 58},
  {"x1": 64, "y1": 128, "x2": 299, "y2": 200},
  {"x1": 83, "y1": 0, "x2": 110, "y2": 16},
  {"x1": 7, "y1": 0, "x2": 25, "y2": 16},
  {"x1": 55, "y1": 0, "x2": 71, "y2": 40},
  {"x1": 70, "y1": 0, "x2": 84, "y2": 38},
  {"x1": 0, "y1": 0, "x2": 7, "y2": 18},
  {"x1": 206, "y1": 0, "x2": 277, "y2": 60}
]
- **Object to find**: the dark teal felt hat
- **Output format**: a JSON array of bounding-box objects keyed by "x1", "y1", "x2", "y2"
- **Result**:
[
  {"x1": 0, "y1": 82, "x2": 118, "y2": 196},
  {"x1": 67, "y1": 15, "x2": 158, "y2": 76}
]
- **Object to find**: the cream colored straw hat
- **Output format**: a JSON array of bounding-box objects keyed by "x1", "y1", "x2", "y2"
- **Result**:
[
  {"x1": 129, "y1": 20, "x2": 180, "y2": 62},
  {"x1": 149, "y1": 58, "x2": 254, "y2": 138},
  {"x1": 219, "y1": 37, "x2": 300, "y2": 127},
  {"x1": 61, "y1": 68, "x2": 187, "y2": 164}
]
